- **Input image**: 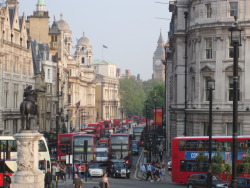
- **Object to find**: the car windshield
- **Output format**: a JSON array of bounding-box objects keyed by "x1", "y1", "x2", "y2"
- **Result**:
[
  {"x1": 114, "y1": 162, "x2": 126, "y2": 168},
  {"x1": 212, "y1": 176, "x2": 222, "y2": 181},
  {"x1": 96, "y1": 152, "x2": 108, "y2": 157},
  {"x1": 89, "y1": 163, "x2": 100, "y2": 169}
]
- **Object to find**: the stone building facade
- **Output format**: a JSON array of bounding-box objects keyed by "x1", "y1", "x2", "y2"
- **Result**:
[
  {"x1": 0, "y1": 0, "x2": 35, "y2": 135},
  {"x1": 167, "y1": 0, "x2": 250, "y2": 150},
  {"x1": 30, "y1": 41, "x2": 58, "y2": 132},
  {"x1": 94, "y1": 60, "x2": 120, "y2": 121}
]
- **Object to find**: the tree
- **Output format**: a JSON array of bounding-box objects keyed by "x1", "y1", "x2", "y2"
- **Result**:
[
  {"x1": 237, "y1": 150, "x2": 250, "y2": 177},
  {"x1": 196, "y1": 152, "x2": 231, "y2": 180},
  {"x1": 119, "y1": 77, "x2": 146, "y2": 117}
]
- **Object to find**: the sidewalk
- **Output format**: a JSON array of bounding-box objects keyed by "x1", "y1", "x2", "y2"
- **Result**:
[
  {"x1": 135, "y1": 147, "x2": 171, "y2": 182},
  {"x1": 55, "y1": 174, "x2": 99, "y2": 187}
]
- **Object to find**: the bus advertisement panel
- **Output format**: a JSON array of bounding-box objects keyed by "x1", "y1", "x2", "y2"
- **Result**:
[
  {"x1": 57, "y1": 133, "x2": 75, "y2": 161},
  {"x1": 172, "y1": 136, "x2": 250, "y2": 184},
  {"x1": 109, "y1": 134, "x2": 132, "y2": 168},
  {"x1": 0, "y1": 136, "x2": 51, "y2": 187}
]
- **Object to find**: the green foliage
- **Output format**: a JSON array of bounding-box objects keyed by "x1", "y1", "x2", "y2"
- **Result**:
[
  {"x1": 237, "y1": 151, "x2": 250, "y2": 176},
  {"x1": 119, "y1": 78, "x2": 165, "y2": 118},
  {"x1": 211, "y1": 153, "x2": 231, "y2": 179},
  {"x1": 119, "y1": 77, "x2": 146, "y2": 116},
  {"x1": 195, "y1": 152, "x2": 231, "y2": 180},
  {"x1": 196, "y1": 152, "x2": 208, "y2": 163}
]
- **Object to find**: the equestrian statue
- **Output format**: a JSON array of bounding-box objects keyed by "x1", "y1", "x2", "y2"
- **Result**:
[{"x1": 20, "y1": 85, "x2": 38, "y2": 130}]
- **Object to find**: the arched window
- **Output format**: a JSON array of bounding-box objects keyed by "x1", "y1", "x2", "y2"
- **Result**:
[{"x1": 81, "y1": 57, "x2": 85, "y2": 64}]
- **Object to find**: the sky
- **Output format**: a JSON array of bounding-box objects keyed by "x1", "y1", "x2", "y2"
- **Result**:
[{"x1": 18, "y1": 0, "x2": 172, "y2": 80}]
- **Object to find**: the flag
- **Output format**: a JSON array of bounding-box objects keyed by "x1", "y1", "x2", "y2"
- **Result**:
[
  {"x1": 103, "y1": 45, "x2": 108, "y2": 48},
  {"x1": 74, "y1": 101, "x2": 80, "y2": 114}
]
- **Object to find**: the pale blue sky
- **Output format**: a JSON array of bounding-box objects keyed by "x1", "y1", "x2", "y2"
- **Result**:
[{"x1": 19, "y1": 0, "x2": 171, "y2": 80}]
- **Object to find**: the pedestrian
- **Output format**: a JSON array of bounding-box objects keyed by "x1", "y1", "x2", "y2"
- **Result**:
[
  {"x1": 167, "y1": 160, "x2": 172, "y2": 176},
  {"x1": 102, "y1": 173, "x2": 110, "y2": 188},
  {"x1": 159, "y1": 150, "x2": 163, "y2": 162},
  {"x1": 145, "y1": 169, "x2": 152, "y2": 181},
  {"x1": 44, "y1": 169, "x2": 53, "y2": 188},
  {"x1": 61, "y1": 164, "x2": 66, "y2": 183},
  {"x1": 140, "y1": 163, "x2": 146, "y2": 179},
  {"x1": 73, "y1": 173, "x2": 83, "y2": 188},
  {"x1": 4, "y1": 171, "x2": 11, "y2": 188},
  {"x1": 78, "y1": 165, "x2": 82, "y2": 178}
]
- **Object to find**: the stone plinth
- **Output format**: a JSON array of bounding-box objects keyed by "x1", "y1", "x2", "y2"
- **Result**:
[{"x1": 10, "y1": 130, "x2": 44, "y2": 188}]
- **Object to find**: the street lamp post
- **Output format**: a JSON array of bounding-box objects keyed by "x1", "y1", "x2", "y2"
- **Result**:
[
  {"x1": 206, "y1": 77, "x2": 215, "y2": 188},
  {"x1": 229, "y1": 16, "x2": 243, "y2": 188},
  {"x1": 145, "y1": 100, "x2": 149, "y2": 133},
  {"x1": 153, "y1": 93, "x2": 157, "y2": 131},
  {"x1": 163, "y1": 45, "x2": 172, "y2": 151}
]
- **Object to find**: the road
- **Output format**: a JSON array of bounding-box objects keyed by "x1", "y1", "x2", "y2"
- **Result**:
[{"x1": 56, "y1": 148, "x2": 186, "y2": 188}]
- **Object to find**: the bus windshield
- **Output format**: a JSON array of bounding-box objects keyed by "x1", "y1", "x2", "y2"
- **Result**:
[{"x1": 110, "y1": 136, "x2": 128, "y2": 144}]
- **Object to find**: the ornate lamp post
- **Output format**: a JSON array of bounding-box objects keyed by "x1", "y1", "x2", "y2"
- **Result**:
[
  {"x1": 228, "y1": 16, "x2": 243, "y2": 188},
  {"x1": 206, "y1": 77, "x2": 215, "y2": 188},
  {"x1": 144, "y1": 100, "x2": 149, "y2": 133},
  {"x1": 153, "y1": 93, "x2": 157, "y2": 131}
]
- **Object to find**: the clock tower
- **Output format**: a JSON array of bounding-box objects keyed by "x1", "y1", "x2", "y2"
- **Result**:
[{"x1": 153, "y1": 31, "x2": 165, "y2": 81}]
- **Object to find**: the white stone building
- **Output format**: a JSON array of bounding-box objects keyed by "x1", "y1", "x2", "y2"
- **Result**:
[
  {"x1": 167, "y1": 0, "x2": 250, "y2": 149},
  {"x1": 0, "y1": 0, "x2": 35, "y2": 135}
]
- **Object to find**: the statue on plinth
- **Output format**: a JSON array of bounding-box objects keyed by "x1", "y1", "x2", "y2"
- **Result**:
[{"x1": 20, "y1": 85, "x2": 38, "y2": 130}]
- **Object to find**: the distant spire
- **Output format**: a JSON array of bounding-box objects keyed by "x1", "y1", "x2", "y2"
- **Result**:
[
  {"x1": 60, "y1": 13, "x2": 63, "y2": 20},
  {"x1": 83, "y1": 32, "x2": 85, "y2": 37},
  {"x1": 157, "y1": 30, "x2": 164, "y2": 44}
]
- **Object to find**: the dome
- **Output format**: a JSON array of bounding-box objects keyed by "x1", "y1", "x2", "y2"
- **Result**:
[
  {"x1": 77, "y1": 32, "x2": 90, "y2": 46},
  {"x1": 56, "y1": 14, "x2": 70, "y2": 32}
]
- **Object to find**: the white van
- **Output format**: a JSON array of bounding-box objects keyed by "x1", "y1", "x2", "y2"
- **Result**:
[{"x1": 96, "y1": 147, "x2": 109, "y2": 165}]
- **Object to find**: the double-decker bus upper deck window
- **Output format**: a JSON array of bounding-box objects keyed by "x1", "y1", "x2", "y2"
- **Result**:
[
  {"x1": 179, "y1": 140, "x2": 185, "y2": 151},
  {"x1": 198, "y1": 140, "x2": 206, "y2": 151},
  {"x1": 186, "y1": 140, "x2": 198, "y2": 151},
  {"x1": 74, "y1": 136, "x2": 93, "y2": 146},
  {"x1": 238, "y1": 142, "x2": 245, "y2": 151},
  {"x1": 206, "y1": 140, "x2": 218, "y2": 151},
  {"x1": 59, "y1": 136, "x2": 71, "y2": 144},
  {"x1": 218, "y1": 142, "x2": 231, "y2": 151},
  {"x1": 8, "y1": 140, "x2": 17, "y2": 152},
  {"x1": 110, "y1": 136, "x2": 128, "y2": 144},
  {"x1": 247, "y1": 140, "x2": 250, "y2": 151}
]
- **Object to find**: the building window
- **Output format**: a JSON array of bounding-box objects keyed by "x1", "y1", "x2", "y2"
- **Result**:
[
  {"x1": 4, "y1": 82, "x2": 9, "y2": 108},
  {"x1": 191, "y1": 77, "x2": 195, "y2": 102},
  {"x1": 14, "y1": 83, "x2": 18, "y2": 108},
  {"x1": 81, "y1": 57, "x2": 85, "y2": 64},
  {"x1": 203, "y1": 123, "x2": 209, "y2": 136},
  {"x1": 4, "y1": 120, "x2": 7, "y2": 130},
  {"x1": 206, "y1": 3, "x2": 212, "y2": 18},
  {"x1": 229, "y1": 38, "x2": 239, "y2": 58},
  {"x1": 13, "y1": 119, "x2": 18, "y2": 134},
  {"x1": 230, "y1": 2, "x2": 238, "y2": 17},
  {"x1": 228, "y1": 76, "x2": 240, "y2": 101},
  {"x1": 192, "y1": 42, "x2": 196, "y2": 61},
  {"x1": 48, "y1": 69, "x2": 50, "y2": 79},
  {"x1": 205, "y1": 38, "x2": 212, "y2": 59},
  {"x1": 227, "y1": 123, "x2": 241, "y2": 135},
  {"x1": 68, "y1": 95, "x2": 71, "y2": 104},
  {"x1": 204, "y1": 77, "x2": 211, "y2": 101},
  {"x1": 47, "y1": 84, "x2": 51, "y2": 94}
]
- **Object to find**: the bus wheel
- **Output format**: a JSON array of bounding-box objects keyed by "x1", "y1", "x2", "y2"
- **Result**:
[{"x1": 187, "y1": 184, "x2": 193, "y2": 188}]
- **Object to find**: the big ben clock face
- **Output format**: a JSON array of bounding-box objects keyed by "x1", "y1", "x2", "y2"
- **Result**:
[{"x1": 155, "y1": 59, "x2": 162, "y2": 66}]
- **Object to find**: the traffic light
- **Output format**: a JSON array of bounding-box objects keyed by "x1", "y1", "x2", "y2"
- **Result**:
[{"x1": 84, "y1": 140, "x2": 88, "y2": 152}]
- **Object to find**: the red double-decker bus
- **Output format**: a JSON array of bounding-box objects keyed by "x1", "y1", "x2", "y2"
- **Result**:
[
  {"x1": 172, "y1": 136, "x2": 250, "y2": 184},
  {"x1": 57, "y1": 133, "x2": 75, "y2": 161},
  {"x1": 73, "y1": 134, "x2": 97, "y2": 164},
  {"x1": 109, "y1": 134, "x2": 132, "y2": 168}
]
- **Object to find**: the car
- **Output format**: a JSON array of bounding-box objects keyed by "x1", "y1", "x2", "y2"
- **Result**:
[
  {"x1": 234, "y1": 177, "x2": 250, "y2": 188},
  {"x1": 186, "y1": 174, "x2": 229, "y2": 188},
  {"x1": 131, "y1": 144, "x2": 139, "y2": 155},
  {"x1": 88, "y1": 163, "x2": 104, "y2": 177},
  {"x1": 107, "y1": 159, "x2": 130, "y2": 179}
]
